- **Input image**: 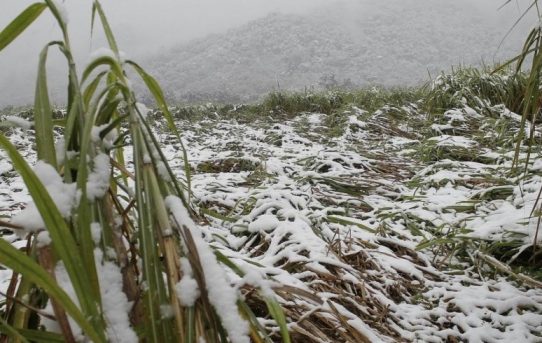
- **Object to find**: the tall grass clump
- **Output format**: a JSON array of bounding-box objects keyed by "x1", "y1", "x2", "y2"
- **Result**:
[
  {"x1": 425, "y1": 66, "x2": 527, "y2": 116},
  {"x1": 498, "y1": 0, "x2": 542, "y2": 263},
  {"x1": 261, "y1": 87, "x2": 423, "y2": 116},
  {"x1": 498, "y1": 0, "x2": 542, "y2": 169},
  {"x1": 0, "y1": 2, "x2": 288, "y2": 342}
]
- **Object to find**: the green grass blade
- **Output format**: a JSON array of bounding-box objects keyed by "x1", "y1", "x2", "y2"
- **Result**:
[
  {"x1": 264, "y1": 297, "x2": 291, "y2": 343},
  {"x1": 73, "y1": 86, "x2": 118, "y2": 303},
  {"x1": 34, "y1": 41, "x2": 62, "y2": 168},
  {"x1": 92, "y1": 1, "x2": 119, "y2": 55},
  {"x1": 0, "y1": 239, "x2": 104, "y2": 343},
  {"x1": 17, "y1": 329, "x2": 64, "y2": 343},
  {"x1": 90, "y1": 2, "x2": 96, "y2": 39},
  {"x1": 127, "y1": 60, "x2": 193, "y2": 200},
  {"x1": 43, "y1": 0, "x2": 67, "y2": 34},
  {"x1": 62, "y1": 92, "x2": 82, "y2": 182},
  {"x1": 0, "y1": 3, "x2": 47, "y2": 52},
  {"x1": 83, "y1": 70, "x2": 107, "y2": 106},
  {"x1": 238, "y1": 301, "x2": 273, "y2": 343},
  {"x1": 125, "y1": 61, "x2": 176, "y2": 132},
  {"x1": 81, "y1": 56, "x2": 123, "y2": 85},
  {"x1": 11, "y1": 277, "x2": 33, "y2": 339}
]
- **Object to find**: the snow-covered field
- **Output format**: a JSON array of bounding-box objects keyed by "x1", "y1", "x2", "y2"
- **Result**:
[{"x1": 1, "y1": 98, "x2": 542, "y2": 341}]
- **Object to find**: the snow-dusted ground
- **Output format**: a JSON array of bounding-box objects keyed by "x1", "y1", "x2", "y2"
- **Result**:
[{"x1": 1, "y1": 101, "x2": 542, "y2": 341}]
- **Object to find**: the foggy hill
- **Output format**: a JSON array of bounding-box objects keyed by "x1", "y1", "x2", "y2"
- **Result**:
[{"x1": 141, "y1": 1, "x2": 525, "y2": 104}]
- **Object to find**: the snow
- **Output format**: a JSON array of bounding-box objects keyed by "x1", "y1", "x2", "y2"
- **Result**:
[
  {"x1": 156, "y1": 161, "x2": 171, "y2": 181},
  {"x1": 4, "y1": 115, "x2": 32, "y2": 129},
  {"x1": 136, "y1": 103, "x2": 150, "y2": 119},
  {"x1": 428, "y1": 135, "x2": 477, "y2": 148},
  {"x1": 90, "y1": 222, "x2": 102, "y2": 244},
  {"x1": 54, "y1": 261, "x2": 84, "y2": 340},
  {"x1": 165, "y1": 195, "x2": 250, "y2": 343},
  {"x1": 49, "y1": 0, "x2": 69, "y2": 24},
  {"x1": 175, "y1": 257, "x2": 200, "y2": 307},
  {"x1": 176, "y1": 275, "x2": 200, "y2": 307},
  {"x1": 55, "y1": 137, "x2": 66, "y2": 165},
  {"x1": 86, "y1": 153, "x2": 110, "y2": 201},
  {"x1": 247, "y1": 214, "x2": 279, "y2": 233},
  {"x1": 94, "y1": 250, "x2": 138, "y2": 343},
  {"x1": 11, "y1": 161, "x2": 78, "y2": 232},
  {"x1": 35, "y1": 230, "x2": 51, "y2": 248},
  {"x1": 90, "y1": 47, "x2": 116, "y2": 61},
  {"x1": 160, "y1": 304, "x2": 174, "y2": 319},
  {"x1": 91, "y1": 125, "x2": 107, "y2": 143}
]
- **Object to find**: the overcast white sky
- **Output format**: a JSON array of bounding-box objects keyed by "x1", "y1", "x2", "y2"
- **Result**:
[
  {"x1": 1, "y1": 0, "x2": 334, "y2": 106},
  {"x1": 0, "y1": 0, "x2": 535, "y2": 107},
  {"x1": 0, "y1": 0, "x2": 329, "y2": 65}
]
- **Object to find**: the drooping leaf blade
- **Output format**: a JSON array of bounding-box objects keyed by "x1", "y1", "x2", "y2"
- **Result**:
[
  {"x1": 265, "y1": 297, "x2": 291, "y2": 343},
  {"x1": 34, "y1": 41, "x2": 63, "y2": 168},
  {"x1": 0, "y1": 3, "x2": 47, "y2": 52}
]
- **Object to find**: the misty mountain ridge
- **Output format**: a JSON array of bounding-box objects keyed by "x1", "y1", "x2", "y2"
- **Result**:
[{"x1": 140, "y1": 1, "x2": 524, "y2": 104}]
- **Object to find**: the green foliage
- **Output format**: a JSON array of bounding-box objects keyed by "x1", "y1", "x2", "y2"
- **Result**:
[
  {"x1": 261, "y1": 88, "x2": 423, "y2": 116},
  {"x1": 425, "y1": 66, "x2": 527, "y2": 116},
  {"x1": 0, "y1": 3, "x2": 47, "y2": 52}
]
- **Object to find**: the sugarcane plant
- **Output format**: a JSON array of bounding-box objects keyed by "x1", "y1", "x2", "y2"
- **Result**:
[
  {"x1": 0, "y1": 1, "x2": 289, "y2": 342},
  {"x1": 499, "y1": 0, "x2": 542, "y2": 256}
]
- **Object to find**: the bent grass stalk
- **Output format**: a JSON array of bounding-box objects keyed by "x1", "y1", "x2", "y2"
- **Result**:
[{"x1": 0, "y1": 1, "x2": 289, "y2": 342}]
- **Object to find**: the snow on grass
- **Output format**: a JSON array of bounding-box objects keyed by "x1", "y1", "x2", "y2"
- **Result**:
[
  {"x1": 428, "y1": 134, "x2": 477, "y2": 148},
  {"x1": 90, "y1": 47, "x2": 116, "y2": 61},
  {"x1": 165, "y1": 195, "x2": 250, "y2": 343},
  {"x1": 4, "y1": 115, "x2": 32, "y2": 129},
  {"x1": 3, "y1": 101, "x2": 542, "y2": 341},
  {"x1": 172, "y1": 109, "x2": 542, "y2": 341},
  {"x1": 90, "y1": 222, "x2": 102, "y2": 244},
  {"x1": 49, "y1": 0, "x2": 69, "y2": 24},
  {"x1": 247, "y1": 214, "x2": 280, "y2": 233},
  {"x1": 95, "y1": 249, "x2": 138, "y2": 343},
  {"x1": 86, "y1": 153, "x2": 110, "y2": 201},
  {"x1": 175, "y1": 257, "x2": 200, "y2": 307},
  {"x1": 11, "y1": 161, "x2": 78, "y2": 232}
]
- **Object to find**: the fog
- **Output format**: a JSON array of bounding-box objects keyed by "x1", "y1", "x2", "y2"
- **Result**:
[{"x1": 0, "y1": 0, "x2": 535, "y2": 107}]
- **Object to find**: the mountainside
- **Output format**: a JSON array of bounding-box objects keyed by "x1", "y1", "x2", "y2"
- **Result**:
[{"x1": 141, "y1": 1, "x2": 524, "y2": 103}]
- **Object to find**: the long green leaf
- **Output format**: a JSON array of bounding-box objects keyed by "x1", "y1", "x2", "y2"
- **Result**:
[
  {"x1": 125, "y1": 61, "x2": 175, "y2": 131},
  {"x1": 264, "y1": 297, "x2": 291, "y2": 343},
  {"x1": 92, "y1": 1, "x2": 119, "y2": 55},
  {"x1": 34, "y1": 41, "x2": 62, "y2": 168},
  {"x1": 0, "y1": 3, "x2": 47, "y2": 52},
  {"x1": 83, "y1": 70, "x2": 108, "y2": 106},
  {"x1": 43, "y1": 0, "x2": 67, "y2": 33},
  {"x1": 81, "y1": 55, "x2": 123, "y2": 85},
  {"x1": 17, "y1": 329, "x2": 64, "y2": 343},
  {"x1": 0, "y1": 239, "x2": 104, "y2": 343},
  {"x1": 74, "y1": 84, "x2": 118, "y2": 303},
  {"x1": 127, "y1": 60, "x2": 193, "y2": 201}
]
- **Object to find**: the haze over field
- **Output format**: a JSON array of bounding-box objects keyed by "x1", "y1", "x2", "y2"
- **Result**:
[{"x1": 0, "y1": 0, "x2": 535, "y2": 107}]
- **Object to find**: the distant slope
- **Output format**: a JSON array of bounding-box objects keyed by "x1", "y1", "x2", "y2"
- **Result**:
[{"x1": 140, "y1": 0, "x2": 524, "y2": 104}]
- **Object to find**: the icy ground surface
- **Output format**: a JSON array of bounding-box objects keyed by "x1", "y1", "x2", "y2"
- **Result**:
[{"x1": 1, "y1": 103, "x2": 542, "y2": 342}]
